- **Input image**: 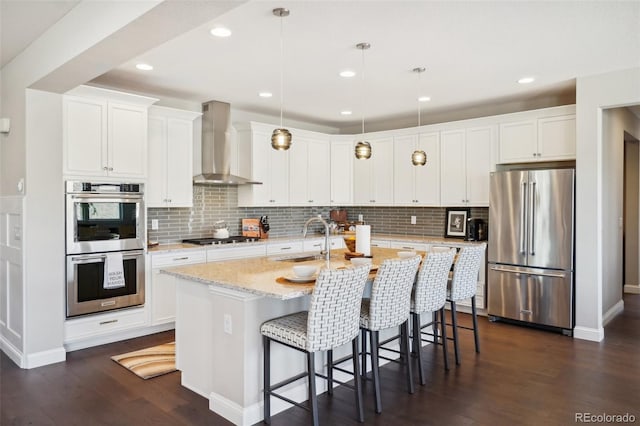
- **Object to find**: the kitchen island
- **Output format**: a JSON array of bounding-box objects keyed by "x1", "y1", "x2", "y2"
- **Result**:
[{"x1": 161, "y1": 245, "x2": 480, "y2": 426}]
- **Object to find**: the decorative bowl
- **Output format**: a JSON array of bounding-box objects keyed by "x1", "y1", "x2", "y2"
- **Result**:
[
  {"x1": 397, "y1": 251, "x2": 417, "y2": 259},
  {"x1": 350, "y1": 257, "x2": 372, "y2": 267},
  {"x1": 292, "y1": 265, "x2": 318, "y2": 278},
  {"x1": 344, "y1": 237, "x2": 356, "y2": 252}
]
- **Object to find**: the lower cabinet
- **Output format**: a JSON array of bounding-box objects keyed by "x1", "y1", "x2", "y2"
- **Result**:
[{"x1": 150, "y1": 249, "x2": 206, "y2": 325}]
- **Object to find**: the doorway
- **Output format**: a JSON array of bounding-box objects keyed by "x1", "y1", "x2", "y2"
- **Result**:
[{"x1": 624, "y1": 131, "x2": 640, "y2": 294}]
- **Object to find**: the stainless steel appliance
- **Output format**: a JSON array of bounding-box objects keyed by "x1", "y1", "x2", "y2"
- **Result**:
[
  {"x1": 65, "y1": 181, "x2": 146, "y2": 317},
  {"x1": 65, "y1": 181, "x2": 145, "y2": 254},
  {"x1": 487, "y1": 169, "x2": 574, "y2": 333},
  {"x1": 182, "y1": 236, "x2": 258, "y2": 245},
  {"x1": 465, "y1": 218, "x2": 487, "y2": 241}
]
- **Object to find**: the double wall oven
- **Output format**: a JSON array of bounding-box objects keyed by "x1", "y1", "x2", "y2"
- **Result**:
[{"x1": 65, "y1": 181, "x2": 145, "y2": 317}]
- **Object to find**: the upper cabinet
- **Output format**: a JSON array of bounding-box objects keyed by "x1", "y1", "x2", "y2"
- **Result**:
[
  {"x1": 353, "y1": 137, "x2": 394, "y2": 205},
  {"x1": 147, "y1": 106, "x2": 201, "y2": 208},
  {"x1": 237, "y1": 122, "x2": 290, "y2": 207},
  {"x1": 330, "y1": 136, "x2": 354, "y2": 206},
  {"x1": 63, "y1": 86, "x2": 157, "y2": 179},
  {"x1": 498, "y1": 105, "x2": 576, "y2": 164},
  {"x1": 393, "y1": 133, "x2": 440, "y2": 206},
  {"x1": 440, "y1": 126, "x2": 494, "y2": 207},
  {"x1": 289, "y1": 133, "x2": 331, "y2": 206}
]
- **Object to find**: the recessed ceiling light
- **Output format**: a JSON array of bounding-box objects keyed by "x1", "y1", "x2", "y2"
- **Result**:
[
  {"x1": 518, "y1": 77, "x2": 535, "y2": 84},
  {"x1": 418, "y1": 96, "x2": 431, "y2": 102},
  {"x1": 341, "y1": 110, "x2": 352, "y2": 115},
  {"x1": 136, "y1": 63, "x2": 153, "y2": 71},
  {"x1": 259, "y1": 92, "x2": 273, "y2": 98},
  {"x1": 210, "y1": 27, "x2": 232, "y2": 37},
  {"x1": 339, "y1": 70, "x2": 356, "y2": 78}
]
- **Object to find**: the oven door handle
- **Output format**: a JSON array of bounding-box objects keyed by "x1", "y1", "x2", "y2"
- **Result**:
[
  {"x1": 70, "y1": 250, "x2": 144, "y2": 263},
  {"x1": 69, "y1": 194, "x2": 144, "y2": 202}
]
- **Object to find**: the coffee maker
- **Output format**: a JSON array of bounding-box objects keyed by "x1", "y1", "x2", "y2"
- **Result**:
[{"x1": 465, "y1": 218, "x2": 487, "y2": 241}]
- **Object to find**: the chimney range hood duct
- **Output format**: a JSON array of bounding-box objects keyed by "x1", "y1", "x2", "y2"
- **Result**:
[{"x1": 193, "y1": 100, "x2": 261, "y2": 185}]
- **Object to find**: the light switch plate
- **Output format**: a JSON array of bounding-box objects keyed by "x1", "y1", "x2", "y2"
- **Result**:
[
  {"x1": 151, "y1": 219, "x2": 159, "y2": 230},
  {"x1": 358, "y1": 214, "x2": 363, "y2": 222},
  {"x1": 411, "y1": 216, "x2": 417, "y2": 225}
]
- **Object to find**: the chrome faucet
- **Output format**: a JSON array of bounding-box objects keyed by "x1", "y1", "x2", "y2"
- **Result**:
[{"x1": 303, "y1": 215, "x2": 331, "y2": 264}]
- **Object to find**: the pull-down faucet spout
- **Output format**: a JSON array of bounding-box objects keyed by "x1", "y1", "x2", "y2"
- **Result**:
[{"x1": 302, "y1": 215, "x2": 331, "y2": 264}]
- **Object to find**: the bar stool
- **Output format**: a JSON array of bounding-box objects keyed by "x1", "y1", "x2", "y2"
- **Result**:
[
  {"x1": 447, "y1": 243, "x2": 487, "y2": 365},
  {"x1": 261, "y1": 264, "x2": 370, "y2": 425},
  {"x1": 410, "y1": 247, "x2": 456, "y2": 384},
  {"x1": 359, "y1": 255, "x2": 421, "y2": 414}
]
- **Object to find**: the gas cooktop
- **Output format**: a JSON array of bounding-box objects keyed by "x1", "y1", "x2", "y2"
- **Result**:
[{"x1": 182, "y1": 236, "x2": 259, "y2": 245}]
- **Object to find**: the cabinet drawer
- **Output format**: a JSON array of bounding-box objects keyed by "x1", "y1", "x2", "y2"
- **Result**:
[
  {"x1": 370, "y1": 239, "x2": 391, "y2": 248},
  {"x1": 207, "y1": 245, "x2": 266, "y2": 262},
  {"x1": 390, "y1": 241, "x2": 428, "y2": 251},
  {"x1": 64, "y1": 307, "x2": 147, "y2": 343},
  {"x1": 151, "y1": 250, "x2": 205, "y2": 268},
  {"x1": 266, "y1": 241, "x2": 304, "y2": 255}
]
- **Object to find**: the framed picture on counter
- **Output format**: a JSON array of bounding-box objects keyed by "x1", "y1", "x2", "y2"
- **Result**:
[{"x1": 445, "y1": 208, "x2": 469, "y2": 238}]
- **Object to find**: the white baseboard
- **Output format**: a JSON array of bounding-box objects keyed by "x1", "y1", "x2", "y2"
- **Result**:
[
  {"x1": 603, "y1": 300, "x2": 625, "y2": 326},
  {"x1": 573, "y1": 325, "x2": 604, "y2": 342},
  {"x1": 25, "y1": 346, "x2": 66, "y2": 369},
  {"x1": 64, "y1": 322, "x2": 174, "y2": 352},
  {"x1": 1, "y1": 334, "x2": 24, "y2": 367},
  {"x1": 624, "y1": 284, "x2": 640, "y2": 294}
]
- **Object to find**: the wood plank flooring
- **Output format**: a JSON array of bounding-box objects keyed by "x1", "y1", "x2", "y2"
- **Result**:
[{"x1": 2, "y1": 295, "x2": 639, "y2": 425}]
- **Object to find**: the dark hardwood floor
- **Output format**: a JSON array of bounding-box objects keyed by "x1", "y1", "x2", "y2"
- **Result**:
[{"x1": 2, "y1": 295, "x2": 639, "y2": 425}]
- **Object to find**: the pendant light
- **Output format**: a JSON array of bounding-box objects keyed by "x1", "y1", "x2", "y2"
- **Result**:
[
  {"x1": 271, "y1": 8, "x2": 292, "y2": 150},
  {"x1": 411, "y1": 67, "x2": 427, "y2": 166},
  {"x1": 354, "y1": 42, "x2": 372, "y2": 159}
]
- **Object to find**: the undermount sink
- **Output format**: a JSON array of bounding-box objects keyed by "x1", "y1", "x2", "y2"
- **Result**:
[{"x1": 271, "y1": 254, "x2": 320, "y2": 262}]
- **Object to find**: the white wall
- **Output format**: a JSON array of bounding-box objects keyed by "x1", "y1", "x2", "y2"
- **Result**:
[
  {"x1": 601, "y1": 108, "x2": 640, "y2": 323},
  {"x1": 574, "y1": 67, "x2": 640, "y2": 341}
]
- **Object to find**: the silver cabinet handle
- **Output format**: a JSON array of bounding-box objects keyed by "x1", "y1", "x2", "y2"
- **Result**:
[
  {"x1": 280, "y1": 247, "x2": 292, "y2": 250},
  {"x1": 401, "y1": 246, "x2": 414, "y2": 250},
  {"x1": 103, "y1": 166, "x2": 108, "y2": 171},
  {"x1": 490, "y1": 266, "x2": 566, "y2": 278},
  {"x1": 99, "y1": 319, "x2": 118, "y2": 325},
  {"x1": 173, "y1": 256, "x2": 189, "y2": 261}
]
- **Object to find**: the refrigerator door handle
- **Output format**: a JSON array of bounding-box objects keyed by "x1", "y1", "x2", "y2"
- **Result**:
[
  {"x1": 530, "y1": 181, "x2": 537, "y2": 255},
  {"x1": 489, "y1": 266, "x2": 566, "y2": 278},
  {"x1": 520, "y1": 181, "x2": 528, "y2": 255}
]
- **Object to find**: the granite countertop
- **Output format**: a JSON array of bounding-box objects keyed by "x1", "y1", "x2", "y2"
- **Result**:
[
  {"x1": 149, "y1": 233, "x2": 484, "y2": 254},
  {"x1": 161, "y1": 247, "x2": 412, "y2": 300}
]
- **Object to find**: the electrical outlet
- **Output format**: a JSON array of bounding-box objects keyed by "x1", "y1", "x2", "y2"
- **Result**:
[
  {"x1": 224, "y1": 314, "x2": 232, "y2": 334},
  {"x1": 358, "y1": 214, "x2": 363, "y2": 222},
  {"x1": 411, "y1": 216, "x2": 417, "y2": 225},
  {"x1": 151, "y1": 219, "x2": 159, "y2": 230}
]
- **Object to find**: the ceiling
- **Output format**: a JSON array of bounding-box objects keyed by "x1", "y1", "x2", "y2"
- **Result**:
[{"x1": 4, "y1": 1, "x2": 640, "y2": 130}]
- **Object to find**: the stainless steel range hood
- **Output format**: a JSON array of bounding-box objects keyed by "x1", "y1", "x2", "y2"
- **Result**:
[{"x1": 193, "y1": 100, "x2": 261, "y2": 185}]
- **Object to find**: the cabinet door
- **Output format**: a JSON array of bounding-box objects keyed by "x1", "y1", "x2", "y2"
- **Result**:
[
  {"x1": 151, "y1": 270, "x2": 177, "y2": 325},
  {"x1": 537, "y1": 115, "x2": 576, "y2": 161},
  {"x1": 440, "y1": 130, "x2": 467, "y2": 206},
  {"x1": 247, "y1": 131, "x2": 272, "y2": 205},
  {"x1": 289, "y1": 137, "x2": 308, "y2": 205},
  {"x1": 63, "y1": 96, "x2": 107, "y2": 176},
  {"x1": 415, "y1": 132, "x2": 440, "y2": 205},
  {"x1": 146, "y1": 116, "x2": 168, "y2": 207},
  {"x1": 353, "y1": 141, "x2": 373, "y2": 205},
  {"x1": 393, "y1": 135, "x2": 417, "y2": 205},
  {"x1": 166, "y1": 118, "x2": 194, "y2": 207},
  {"x1": 499, "y1": 120, "x2": 537, "y2": 163},
  {"x1": 330, "y1": 139, "x2": 353, "y2": 205},
  {"x1": 465, "y1": 126, "x2": 493, "y2": 206},
  {"x1": 269, "y1": 147, "x2": 290, "y2": 205},
  {"x1": 108, "y1": 103, "x2": 147, "y2": 178},
  {"x1": 307, "y1": 139, "x2": 330, "y2": 205},
  {"x1": 371, "y1": 137, "x2": 394, "y2": 205}
]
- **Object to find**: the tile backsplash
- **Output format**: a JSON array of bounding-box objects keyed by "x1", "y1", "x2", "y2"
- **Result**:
[{"x1": 147, "y1": 186, "x2": 488, "y2": 243}]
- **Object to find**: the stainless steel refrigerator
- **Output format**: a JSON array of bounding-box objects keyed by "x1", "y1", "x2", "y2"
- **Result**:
[{"x1": 487, "y1": 168, "x2": 574, "y2": 333}]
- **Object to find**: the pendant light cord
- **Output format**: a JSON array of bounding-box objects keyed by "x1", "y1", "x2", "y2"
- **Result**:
[
  {"x1": 279, "y1": 15, "x2": 284, "y2": 128},
  {"x1": 417, "y1": 69, "x2": 421, "y2": 127},
  {"x1": 360, "y1": 45, "x2": 365, "y2": 137}
]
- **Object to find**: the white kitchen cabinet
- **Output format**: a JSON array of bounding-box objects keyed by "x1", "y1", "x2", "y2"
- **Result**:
[
  {"x1": 353, "y1": 137, "x2": 394, "y2": 205},
  {"x1": 237, "y1": 122, "x2": 290, "y2": 207},
  {"x1": 266, "y1": 241, "x2": 304, "y2": 256},
  {"x1": 150, "y1": 249, "x2": 206, "y2": 325},
  {"x1": 370, "y1": 239, "x2": 391, "y2": 248},
  {"x1": 63, "y1": 86, "x2": 157, "y2": 179},
  {"x1": 499, "y1": 109, "x2": 576, "y2": 163},
  {"x1": 302, "y1": 236, "x2": 346, "y2": 252},
  {"x1": 394, "y1": 133, "x2": 440, "y2": 206},
  {"x1": 330, "y1": 136, "x2": 354, "y2": 206},
  {"x1": 440, "y1": 126, "x2": 494, "y2": 207},
  {"x1": 289, "y1": 134, "x2": 331, "y2": 206},
  {"x1": 147, "y1": 106, "x2": 201, "y2": 208},
  {"x1": 389, "y1": 241, "x2": 429, "y2": 252}
]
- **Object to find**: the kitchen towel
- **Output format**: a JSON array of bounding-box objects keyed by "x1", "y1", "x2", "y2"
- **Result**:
[
  {"x1": 104, "y1": 252, "x2": 126, "y2": 289},
  {"x1": 355, "y1": 225, "x2": 371, "y2": 256}
]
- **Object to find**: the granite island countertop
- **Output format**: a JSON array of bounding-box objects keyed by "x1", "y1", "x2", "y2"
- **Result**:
[{"x1": 161, "y1": 247, "x2": 424, "y2": 300}]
